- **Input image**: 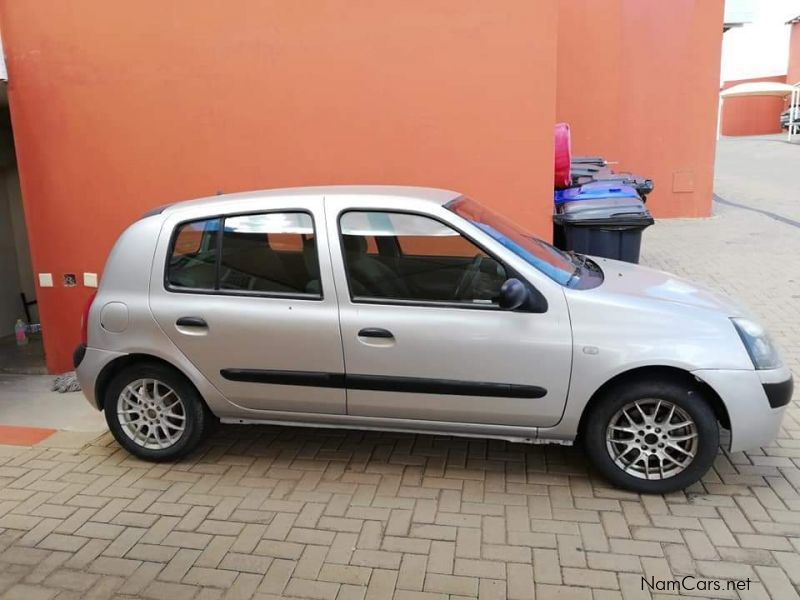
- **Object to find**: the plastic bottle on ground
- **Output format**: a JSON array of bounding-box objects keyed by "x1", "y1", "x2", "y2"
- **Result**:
[{"x1": 15, "y1": 319, "x2": 28, "y2": 346}]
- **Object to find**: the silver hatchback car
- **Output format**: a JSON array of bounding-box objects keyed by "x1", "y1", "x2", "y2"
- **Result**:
[{"x1": 76, "y1": 186, "x2": 792, "y2": 493}]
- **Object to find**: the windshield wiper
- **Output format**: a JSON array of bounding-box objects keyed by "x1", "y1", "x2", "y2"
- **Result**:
[
  {"x1": 564, "y1": 251, "x2": 588, "y2": 286},
  {"x1": 568, "y1": 251, "x2": 588, "y2": 268}
]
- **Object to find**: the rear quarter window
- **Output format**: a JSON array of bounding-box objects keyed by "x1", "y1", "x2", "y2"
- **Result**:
[{"x1": 166, "y1": 218, "x2": 220, "y2": 290}]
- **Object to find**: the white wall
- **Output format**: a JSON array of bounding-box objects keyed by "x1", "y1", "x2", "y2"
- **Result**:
[{"x1": 721, "y1": 0, "x2": 800, "y2": 82}]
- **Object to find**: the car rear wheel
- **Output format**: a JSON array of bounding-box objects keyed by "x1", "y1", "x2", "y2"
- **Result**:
[
  {"x1": 583, "y1": 380, "x2": 719, "y2": 494},
  {"x1": 104, "y1": 362, "x2": 209, "y2": 461}
]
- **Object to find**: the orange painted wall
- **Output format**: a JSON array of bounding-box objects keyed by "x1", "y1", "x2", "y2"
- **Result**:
[
  {"x1": 0, "y1": 1, "x2": 558, "y2": 373},
  {"x1": 789, "y1": 22, "x2": 800, "y2": 86},
  {"x1": 720, "y1": 75, "x2": 787, "y2": 136},
  {"x1": 556, "y1": 0, "x2": 724, "y2": 219}
]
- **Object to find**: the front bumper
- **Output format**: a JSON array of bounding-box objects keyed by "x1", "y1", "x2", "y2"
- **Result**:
[{"x1": 693, "y1": 366, "x2": 793, "y2": 453}]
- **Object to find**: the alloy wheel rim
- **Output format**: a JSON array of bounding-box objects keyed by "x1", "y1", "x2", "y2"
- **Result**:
[
  {"x1": 605, "y1": 398, "x2": 699, "y2": 480},
  {"x1": 116, "y1": 378, "x2": 186, "y2": 450}
]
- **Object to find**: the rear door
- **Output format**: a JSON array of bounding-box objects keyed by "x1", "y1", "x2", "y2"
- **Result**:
[{"x1": 149, "y1": 196, "x2": 346, "y2": 415}]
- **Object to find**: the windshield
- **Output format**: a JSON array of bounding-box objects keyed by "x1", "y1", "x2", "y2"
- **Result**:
[{"x1": 445, "y1": 196, "x2": 579, "y2": 286}]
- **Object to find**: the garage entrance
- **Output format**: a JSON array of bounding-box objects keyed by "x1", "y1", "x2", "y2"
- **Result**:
[{"x1": 0, "y1": 81, "x2": 44, "y2": 374}]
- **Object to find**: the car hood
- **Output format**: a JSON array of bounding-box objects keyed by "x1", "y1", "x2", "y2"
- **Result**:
[{"x1": 589, "y1": 257, "x2": 749, "y2": 316}]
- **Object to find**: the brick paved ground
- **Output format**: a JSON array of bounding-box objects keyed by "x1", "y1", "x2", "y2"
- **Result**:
[{"x1": 0, "y1": 136, "x2": 798, "y2": 599}]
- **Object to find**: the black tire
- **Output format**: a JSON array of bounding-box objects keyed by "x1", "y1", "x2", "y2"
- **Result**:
[
  {"x1": 582, "y1": 380, "x2": 719, "y2": 494},
  {"x1": 104, "y1": 362, "x2": 209, "y2": 461}
]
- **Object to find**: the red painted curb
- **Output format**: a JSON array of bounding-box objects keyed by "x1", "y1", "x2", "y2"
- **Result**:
[{"x1": 0, "y1": 425, "x2": 57, "y2": 446}]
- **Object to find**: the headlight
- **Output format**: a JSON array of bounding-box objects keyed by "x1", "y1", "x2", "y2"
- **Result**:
[{"x1": 731, "y1": 318, "x2": 782, "y2": 370}]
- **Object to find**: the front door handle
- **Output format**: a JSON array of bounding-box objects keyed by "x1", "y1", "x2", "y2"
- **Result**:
[
  {"x1": 176, "y1": 316, "x2": 207, "y2": 328},
  {"x1": 358, "y1": 327, "x2": 393, "y2": 338}
]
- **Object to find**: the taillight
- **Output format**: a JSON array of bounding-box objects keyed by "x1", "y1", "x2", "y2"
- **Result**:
[{"x1": 80, "y1": 292, "x2": 97, "y2": 346}]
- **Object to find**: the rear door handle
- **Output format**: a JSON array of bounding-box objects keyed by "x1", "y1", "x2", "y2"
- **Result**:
[
  {"x1": 176, "y1": 316, "x2": 207, "y2": 328},
  {"x1": 358, "y1": 327, "x2": 393, "y2": 338}
]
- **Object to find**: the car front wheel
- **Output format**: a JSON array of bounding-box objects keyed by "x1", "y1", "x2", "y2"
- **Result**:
[
  {"x1": 583, "y1": 380, "x2": 719, "y2": 494},
  {"x1": 105, "y1": 363, "x2": 209, "y2": 461}
]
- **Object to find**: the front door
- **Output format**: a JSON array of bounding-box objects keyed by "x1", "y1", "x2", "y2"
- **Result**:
[
  {"x1": 328, "y1": 204, "x2": 572, "y2": 428},
  {"x1": 149, "y1": 199, "x2": 346, "y2": 415}
]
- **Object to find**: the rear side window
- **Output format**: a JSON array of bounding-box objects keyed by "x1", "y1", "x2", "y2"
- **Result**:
[
  {"x1": 166, "y1": 212, "x2": 321, "y2": 297},
  {"x1": 220, "y1": 213, "x2": 319, "y2": 295},
  {"x1": 167, "y1": 218, "x2": 220, "y2": 290}
]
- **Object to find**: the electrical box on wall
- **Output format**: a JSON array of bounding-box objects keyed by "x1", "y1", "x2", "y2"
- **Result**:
[
  {"x1": 84, "y1": 273, "x2": 98, "y2": 288},
  {"x1": 38, "y1": 273, "x2": 53, "y2": 287},
  {"x1": 672, "y1": 171, "x2": 695, "y2": 193}
]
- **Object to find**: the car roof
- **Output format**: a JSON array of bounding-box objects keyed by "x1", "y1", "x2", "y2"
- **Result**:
[{"x1": 151, "y1": 185, "x2": 462, "y2": 217}]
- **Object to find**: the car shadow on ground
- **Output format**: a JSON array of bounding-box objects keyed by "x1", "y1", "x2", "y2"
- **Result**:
[{"x1": 93, "y1": 422, "x2": 736, "y2": 500}]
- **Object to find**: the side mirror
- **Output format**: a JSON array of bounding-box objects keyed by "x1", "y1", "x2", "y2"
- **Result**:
[{"x1": 498, "y1": 278, "x2": 528, "y2": 310}]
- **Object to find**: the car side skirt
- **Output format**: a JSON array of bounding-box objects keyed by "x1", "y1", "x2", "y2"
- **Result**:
[{"x1": 218, "y1": 412, "x2": 568, "y2": 445}]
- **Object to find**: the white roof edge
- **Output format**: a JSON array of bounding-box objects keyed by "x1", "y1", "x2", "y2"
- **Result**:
[{"x1": 720, "y1": 81, "x2": 796, "y2": 98}]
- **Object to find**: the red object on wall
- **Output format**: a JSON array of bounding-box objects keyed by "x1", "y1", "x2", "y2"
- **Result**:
[
  {"x1": 720, "y1": 75, "x2": 788, "y2": 136},
  {"x1": 554, "y1": 123, "x2": 572, "y2": 189}
]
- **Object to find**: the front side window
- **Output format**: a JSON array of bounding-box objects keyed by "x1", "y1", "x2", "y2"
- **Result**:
[
  {"x1": 340, "y1": 211, "x2": 507, "y2": 305},
  {"x1": 167, "y1": 212, "x2": 320, "y2": 297}
]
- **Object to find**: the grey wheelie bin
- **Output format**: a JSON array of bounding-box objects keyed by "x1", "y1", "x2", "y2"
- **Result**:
[{"x1": 553, "y1": 196, "x2": 654, "y2": 264}]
